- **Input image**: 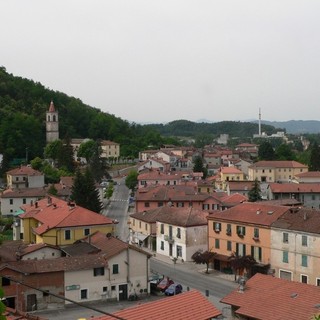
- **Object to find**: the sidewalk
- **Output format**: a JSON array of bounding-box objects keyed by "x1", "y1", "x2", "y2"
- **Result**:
[{"x1": 148, "y1": 249, "x2": 235, "y2": 282}]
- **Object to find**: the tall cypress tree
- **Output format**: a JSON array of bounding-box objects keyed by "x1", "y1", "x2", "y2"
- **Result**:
[
  {"x1": 71, "y1": 168, "x2": 87, "y2": 208},
  {"x1": 84, "y1": 167, "x2": 103, "y2": 213},
  {"x1": 248, "y1": 179, "x2": 262, "y2": 202},
  {"x1": 309, "y1": 142, "x2": 320, "y2": 171}
]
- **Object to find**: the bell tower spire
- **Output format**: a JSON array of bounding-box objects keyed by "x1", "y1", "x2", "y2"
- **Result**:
[{"x1": 46, "y1": 100, "x2": 59, "y2": 143}]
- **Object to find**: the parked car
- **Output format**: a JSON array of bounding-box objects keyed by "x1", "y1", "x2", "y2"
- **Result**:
[
  {"x1": 156, "y1": 277, "x2": 174, "y2": 292},
  {"x1": 165, "y1": 284, "x2": 183, "y2": 296}
]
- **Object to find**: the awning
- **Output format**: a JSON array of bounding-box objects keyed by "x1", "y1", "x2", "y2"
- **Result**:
[
  {"x1": 214, "y1": 254, "x2": 231, "y2": 262},
  {"x1": 135, "y1": 234, "x2": 149, "y2": 242}
]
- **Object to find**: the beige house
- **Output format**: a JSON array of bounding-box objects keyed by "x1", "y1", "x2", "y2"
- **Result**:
[
  {"x1": 248, "y1": 160, "x2": 308, "y2": 183},
  {"x1": 271, "y1": 207, "x2": 320, "y2": 286},
  {"x1": 6, "y1": 166, "x2": 45, "y2": 189},
  {"x1": 216, "y1": 166, "x2": 245, "y2": 190}
]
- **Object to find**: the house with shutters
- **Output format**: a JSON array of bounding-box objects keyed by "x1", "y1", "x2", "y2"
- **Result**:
[
  {"x1": 14, "y1": 196, "x2": 115, "y2": 245},
  {"x1": 207, "y1": 202, "x2": 290, "y2": 274},
  {"x1": 155, "y1": 207, "x2": 209, "y2": 261},
  {"x1": 270, "y1": 207, "x2": 320, "y2": 286}
]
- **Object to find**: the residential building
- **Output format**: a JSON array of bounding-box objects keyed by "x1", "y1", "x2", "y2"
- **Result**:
[
  {"x1": 156, "y1": 207, "x2": 208, "y2": 261},
  {"x1": 15, "y1": 196, "x2": 115, "y2": 245},
  {"x1": 100, "y1": 140, "x2": 120, "y2": 159},
  {"x1": 248, "y1": 160, "x2": 308, "y2": 183},
  {"x1": 137, "y1": 158, "x2": 170, "y2": 173},
  {"x1": 293, "y1": 171, "x2": 320, "y2": 183},
  {"x1": 226, "y1": 181, "x2": 255, "y2": 197},
  {"x1": 62, "y1": 232, "x2": 152, "y2": 303},
  {"x1": 6, "y1": 166, "x2": 45, "y2": 189},
  {"x1": 271, "y1": 207, "x2": 320, "y2": 285},
  {"x1": 91, "y1": 290, "x2": 221, "y2": 320},
  {"x1": 216, "y1": 167, "x2": 245, "y2": 191},
  {"x1": 207, "y1": 202, "x2": 290, "y2": 274},
  {"x1": 1, "y1": 187, "x2": 47, "y2": 216},
  {"x1": 221, "y1": 273, "x2": 320, "y2": 320},
  {"x1": 267, "y1": 182, "x2": 320, "y2": 208}
]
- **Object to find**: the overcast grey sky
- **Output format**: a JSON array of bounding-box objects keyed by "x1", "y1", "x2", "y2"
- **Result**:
[{"x1": 1, "y1": 1, "x2": 319, "y2": 124}]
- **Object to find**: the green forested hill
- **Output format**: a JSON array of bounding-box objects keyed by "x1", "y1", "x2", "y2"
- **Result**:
[
  {"x1": 146, "y1": 119, "x2": 280, "y2": 138},
  {"x1": 0, "y1": 67, "x2": 176, "y2": 162}
]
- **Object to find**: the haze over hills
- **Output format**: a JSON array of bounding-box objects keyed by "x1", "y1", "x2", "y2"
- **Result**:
[{"x1": 195, "y1": 119, "x2": 320, "y2": 135}]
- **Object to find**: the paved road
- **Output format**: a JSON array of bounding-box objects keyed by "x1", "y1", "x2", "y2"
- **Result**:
[{"x1": 102, "y1": 177, "x2": 131, "y2": 242}]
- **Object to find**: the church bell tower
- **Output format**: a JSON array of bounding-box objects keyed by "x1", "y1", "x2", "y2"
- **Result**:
[{"x1": 46, "y1": 101, "x2": 59, "y2": 143}]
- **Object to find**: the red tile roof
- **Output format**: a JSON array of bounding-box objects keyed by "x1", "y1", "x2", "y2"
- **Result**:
[
  {"x1": 1, "y1": 187, "x2": 47, "y2": 198},
  {"x1": 48, "y1": 100, "x2": 55, "y2": 112},
  {"x1": 227, "y1": 181, "x2": 255, "y2": 191},
  {"x1": 220, "y1": 167, "x2": 243, "y2": 174},
  {"x1": 92, "y1": 290, "x2": 221, "y2": 320},
  {"x1": 272, "y1": 207, "x2": 320, "y2": 233},
  {"x1": 20, "y1": 196, "x2": 113, "y2": 235},
  {"x1": 250, "y1": 160, "x2": 307, "y2": 168},
  {"x1": 207, "y1": 202, "x2": 290, "y2": 226},
  {"x1": 6, "y1": 166, "x2": 42, "y2": 176},
  {"x1": 221, "y1": 273, "x2": 320, "y2": 320},
  {"x1": 269, "y1": 182, "x2": 320, "y2": 193},
  {"x1": 295, "y1": 171, "x2": 320, "y2": 178},
  {"x1": 220, "y1": 193, "x2": 248, "y2": 206}
]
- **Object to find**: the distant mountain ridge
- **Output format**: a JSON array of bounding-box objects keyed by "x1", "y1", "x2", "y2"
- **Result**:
[
  {"x1": 196, "y1": 119, "x2": 320, "y2": 134},
  {"x1": 259, "y1": 120, "x2": 320, "y2": 134}
]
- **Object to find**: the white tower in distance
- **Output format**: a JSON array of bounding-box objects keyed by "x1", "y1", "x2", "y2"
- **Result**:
[
  {"x1": 258, "y1": 108, "x2": 262, "y2": 136},
  {"x1": 46, "y1": 101, "x2": 59, "y2": 143}
]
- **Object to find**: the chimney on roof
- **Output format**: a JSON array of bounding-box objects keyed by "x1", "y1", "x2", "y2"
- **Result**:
[
  {"x1": 35, "y1": 201, "x2": 38, "y2": 208},
  {"x1": 238, "y1": 276, "x2": 246, "y2": 293},
  {"x1": 47, "y1": 196, "x2": 52, "y2": 205}
]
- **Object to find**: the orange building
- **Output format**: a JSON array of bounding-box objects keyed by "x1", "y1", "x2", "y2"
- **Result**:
[{"x1": 207, "y1": 202, "x2": 290, "y2": 275}]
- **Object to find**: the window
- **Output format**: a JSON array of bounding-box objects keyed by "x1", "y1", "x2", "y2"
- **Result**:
[
  {"x1": 227, "y1": 241, "x2": 232, "y2": 251},
  {"x1": 236, "y1": 226, "x2": 246, "y2": 237},
  {"x1": 160, "y1": 241, "x2": 164, "y2": 250},
  {"x1": 133, "y1": 219, "x2": 135, "y2": 226},
  {"x1": 84, "y1": 228, "x2": 90, "y2": 236},
  {"x1": 177, "y1": 228, "x2": 181, "y2": 239},
  {"x1": 177, "y1": 202, "x2": 184, "y2": 207},
  {"x1": 301, "y1": 255, "x2": 308, "y2": 267},
  {"x1": 65, "y1": 230, "x2": 71, "y2": 240},
  {"x1": 226, "y1": 224, "x2": 232, "y2": 235},
  {"x1": 112, "y1": 264, "x2": 119, "y2": 274},
  {"x1": 139, "y1": 221, "x2": 142, "y2": 228},
  {"x1": 144, "y1": 202, "x2": 150, "y2": 208},
  {"x1": 215, "y1": 239, "x2": 220, "y2": 249},
  {"x1": 145, "y1": 223, "x2": 147, "y2": 231},
  {"x1": 301, "y1": 275, "x2": 308, "y2": 284},
  {"x1": 160, "y1": 224, "x2": 164, "y2": 234},
  {"x1": 2, "y1": 277, "x2": 10, "y2": 286},
  {"x1": 312, "y1": 195, "x2": 316, "y2": 200},
  {"x1": 283, "y1": 232, "x2": 289, "y2": 243},
  {"x1": 103, "y1": 286, "x2": 108, "y2": 293},
  {"x1": 23, "y1": 198, "x2": 26, "y2": 204},
  {"x1": 283, "y1": 251, "x2": 289, "y2": 263},
  {"x1": 214, "y1": 222, "x2": 221, "y2": 232},
  {"x1": 253, "y1": 228, "x2": 259, "y2": 239},
  {"x1": 10, "y1": 199, "x2": 13, "y2": 205},
  {"x1": 111, "y1": 285, "x2": 116, "y2": 291},
  {"x1": 94, "y1": 267, "x2": 105, "y2": 277},
  {"x1": 158, "y1": 202, "x2": 163, "y2": 207},
  {"x1": 80, "y1": 289, "x2": 88, "y2": 300},
  {"x1": 236, "y1": 243, "x2": 246, "y2": 256},
  {"x1": 176, "y1": 245, "x2": 182, "y2": 257},
  {"x1": 317, "y1": 279, "x2": 320, "y2": 286},
  {"x1": 202, "y1": 204, "x2": 209, "y2": 210},
  {"x1": 251, "y1": 246, "x2": 262, "y2": 262},
  {"x1": 302, "y1": 235, "x2": 308, "y2": 247}
]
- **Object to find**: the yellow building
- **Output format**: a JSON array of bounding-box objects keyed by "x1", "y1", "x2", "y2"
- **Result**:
[
  {"x1": 217, "y1": 167, "x2": 245, "y2": 190},
  {"x1": 16, "y1": 196, "x2": 115, "y2": 245},
  {"x1": 248, "y1": 160, "x2": 308, "y2": 183}
]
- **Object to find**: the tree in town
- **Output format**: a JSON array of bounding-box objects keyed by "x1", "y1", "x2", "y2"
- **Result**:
[
  {"x1": 248, "y1": 179, "x2": 262, "y2": 202},
  {"x1": 309, "y1": 142, "x2": 320, "y2": 171},
  {"x1": 125, "y1": 170, "x2": 138, "y2": 190},
  {"x1": 229, "y1": 253, "x2": 256, "y2": 282},
  {"x1": 193, "y1": 155, "x2": 208, "y2": 179},
  {"x1": 77, "y1": 139, "x2": 97, "y2": 163},
  {"x1": 30, "y1": 156, "x2": 43, "y2": 171},
  {"x1": 71, "y1": 168, "x2": 103, "y2": 213},
  {"x1": 191, "y1": 250, "x2": 216, "y2": 274},
  {"x1": 44, "y1": 140, "x2": 64, "y2": 164},
  {"x1": 258, "y1": 141, "x2": 275, "y2": 160},
  {"x1": 47, "y1": 184, "x2": 58, "y2": 196},
  {"x1": 0, "y1": 287, "x2": 5, "y2": 320},
  {"x1": 275, "y1": 143, "x2": 296, "y2": 160},
  {"x1": 59, "y1": 135, "x2": 75, "y2": 173}
]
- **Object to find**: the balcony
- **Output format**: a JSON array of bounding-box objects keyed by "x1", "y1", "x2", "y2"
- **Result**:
[{"x1": 164, "y1": 235, "x2": 175, "y2": 244}]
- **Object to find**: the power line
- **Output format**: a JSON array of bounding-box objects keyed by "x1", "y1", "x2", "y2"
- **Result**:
[{"x1": 2, "y1": 276, "x2": 126, "y2": 320}]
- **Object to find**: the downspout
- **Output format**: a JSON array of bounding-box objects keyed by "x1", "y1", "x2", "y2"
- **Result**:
[{"x1": 127, "y1": 247, "x2": 130, "y2": 284}]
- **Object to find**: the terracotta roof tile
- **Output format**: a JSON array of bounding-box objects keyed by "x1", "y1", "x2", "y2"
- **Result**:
[
  {"x1": 250, "y1": 160, "x2": 307, "y2": 168},
  {"x1": 295, "y1": 171, "x2": 320, "y2": 178},
  {"x1": 269, "y1": 182, "x2": 320, "y2": 193},
  {"x1": 208, "y1": 202, "x2": 290, "y2": 226},
  {"x1": 20, "y1": 196, "x2": 113, "y2": 235},
  {"x1": 93, "y1": 290, "x2": 221, "y2": 320},
  {"x1": 221, "y1": 273, "x2": 320, "y2": 320},
  {"x1": 1, "y1": 187, "x2": 47, "y2": 198},
  {"x1": 6, "y1": 166, "x2": 42, "y2": 176}
]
